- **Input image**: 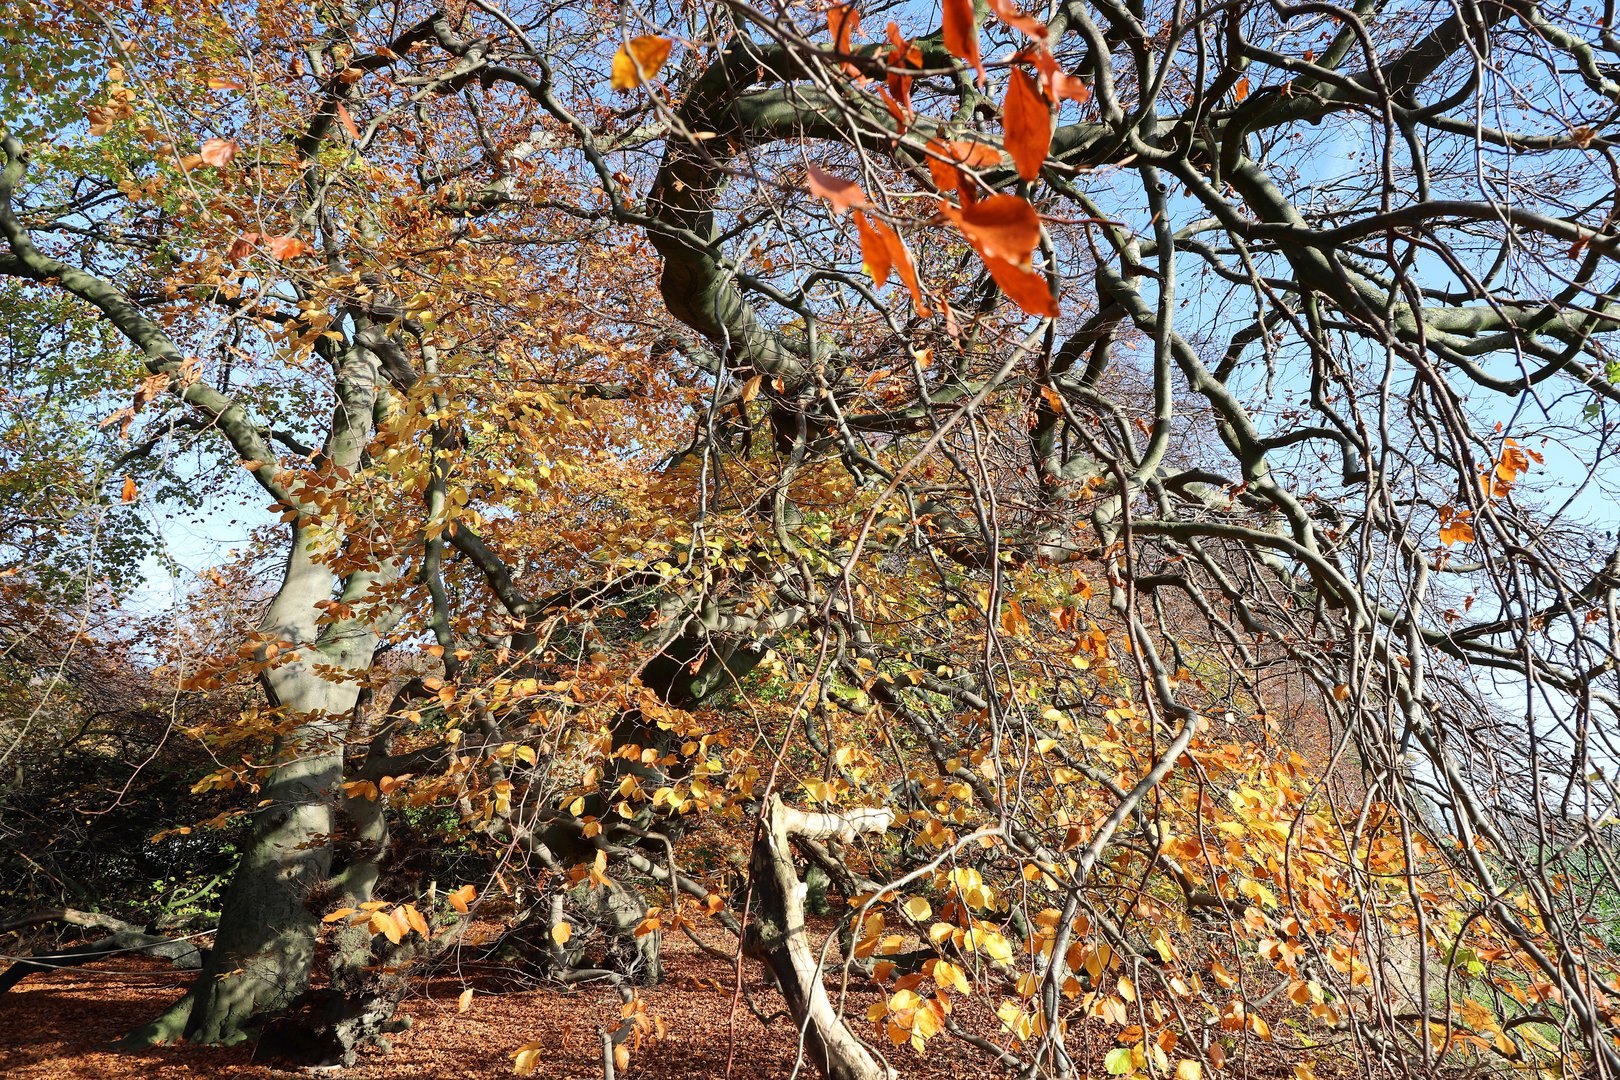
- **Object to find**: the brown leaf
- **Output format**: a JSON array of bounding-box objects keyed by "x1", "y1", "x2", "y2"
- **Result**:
[
  {"x1": 1003, "y1": 67, "x2": 1050, "y2": 181},
  {"x1": 807, "y1": 164, "x2": 867, "y2": 217},
  {"x1": 199, "y1": 138, "x2": 238, "y2": 167},
  {"x1": 611, "y1": 36, "x2": 674, "y2": 91},
  {"x1": 941, "y1": 0, "x2": 985, "y2": 84}
]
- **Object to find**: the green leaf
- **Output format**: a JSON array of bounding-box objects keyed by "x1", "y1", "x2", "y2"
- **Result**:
[{"x1": 1105, "y1": 1047, "x2": 1135, "y2": 1075}]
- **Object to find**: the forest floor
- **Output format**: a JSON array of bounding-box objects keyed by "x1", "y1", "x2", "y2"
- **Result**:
[{"x1": 1, "y1": 922, "x2": 1346, "y2": 1079}]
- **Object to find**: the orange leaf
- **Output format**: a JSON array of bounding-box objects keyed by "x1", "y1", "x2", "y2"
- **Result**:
[
  {"x1": 828, "y1": 2, "x2": 860, "y2": 55},
  {"x1": 861, "y1": 213, "x2": 929, "y2": 315},
  {"x1": 926, "y1": 139, "x2": 1000, "y2": 201},
  {"x1": 206, "y1": 76, "x2": 244, "y2": 90},
  {"x1": 1026, "y1": 48, "x2": 1091, "y2": 103},
  {"x1": 1439, "y1": 520, "x2": 1475, "y2": 547},
  {"x1": 264, "y1": 235, "x2": 309, "y2": 261},
  {"x1": 941, "y1": 0, "x2": 986, "y2": 84},
  {"x1": 336, "y1": 102, "x2": 360, "y2": 141},
  {"x1": 448, "y1": 884, "x2": 477, "y2": 913},
  {"x1": 322, "y1": 907, "x2": 358, "y2": 923},
  {"x1": 983, "y1": 254, "x2": 1058, "y2": 317},
  {"x1": 228, "y1": 233, "x2": 260, "y2": 261},
  {"x1": 1003, "y1": 67, "x2": 1050, "y2": 181},
  {"x1": 1234, "y1": 76, "x2": 1251, "y2": 101},
  {"x1": 120, "y1": 476, "x2": 137, "y2": 503},
  {"x1": 807, "y1": 164, "x2": 867, "y2": 217},
  {"x1": 611, "y1": 36, "x2": 673, "y2": 91},
  {"x1": 884, "y1": 22, "x2": 921, "y2": 117},
  {"x1": 199, "y1": 138, "x2": 238, "y2": 167},
  {"x1": 987, "y1": 0, "x2": 1048, "y2": 40},
  {"x1": 458, "y1": 987, "x2": 473, "y2": 1013},
  {"x1": 941, "y1": 193, "x2": 1042, "y2": 266},
  {"x1": 855, "y1": 211, "x2": 892, "y2": 286}
]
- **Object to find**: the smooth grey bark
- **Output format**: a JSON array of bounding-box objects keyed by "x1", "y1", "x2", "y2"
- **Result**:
[
  {"x1": 127, "y1": 340, "x2": 397, "y2": 1046},
  {"x1": 744, "y1": 796, "x2": 896, "y2": 1080}
]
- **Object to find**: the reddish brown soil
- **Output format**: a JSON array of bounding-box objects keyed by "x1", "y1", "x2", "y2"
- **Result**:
[{"x1": 0, "y1": 926, "x2": 1338, "y2": 1079}]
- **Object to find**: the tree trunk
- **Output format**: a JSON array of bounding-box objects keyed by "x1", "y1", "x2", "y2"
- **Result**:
[
  {"x1": 127, "y1": 344, "x2": 394, "y2": 1048},
  {"x1": 744, "y1": 796, "x2": 896, "y2": 1080}
]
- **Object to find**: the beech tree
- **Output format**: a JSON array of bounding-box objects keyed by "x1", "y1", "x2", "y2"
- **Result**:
[{"x1": 6, "y1": 0, "x2": 1620, "y2": 1076}]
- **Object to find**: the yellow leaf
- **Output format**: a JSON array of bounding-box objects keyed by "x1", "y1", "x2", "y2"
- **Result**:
[
  {"x1": 458, "y1": 987, "x2": 473, "y2": 1013},
  {"x1": 901, "y1": 896, "x2": 932, "y2": 921},
  {"x1": 611, "y1": 36, "x2": 673, "y2": 91},
  {"x1": 551, "y1": 921, "x2": 573, "y2": 946},
  {"x1": 1176, "y1": 1060, "x2": 1203, "y2": 1080},
  {"x1": 513, "y1": 1042, "x2": 543, "y2": 1075},
  {"x1": 369, "y1": 910, "x2": 403, "y2": 944},
  {"x1": 402, "y1": 903, "x2": 429, "y2": 937}
]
